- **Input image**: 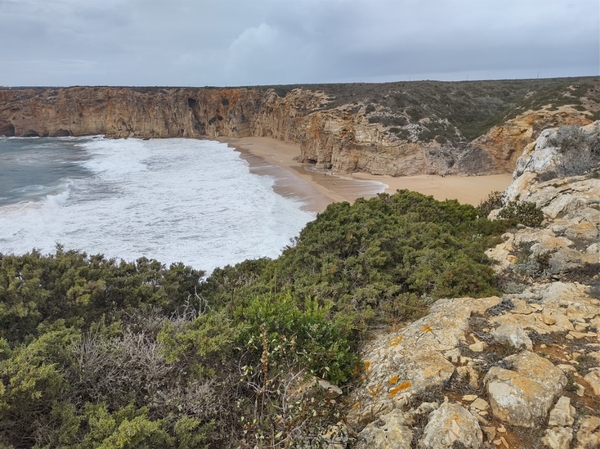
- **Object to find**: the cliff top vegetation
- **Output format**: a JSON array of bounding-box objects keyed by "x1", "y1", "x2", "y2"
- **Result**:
[{"x1": 0, "y1": 189, "x2": 531, "y2": 448}]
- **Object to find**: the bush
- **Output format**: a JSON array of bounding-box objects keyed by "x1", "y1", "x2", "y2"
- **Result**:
[
  {"x1": 497, "y1": 200, "x2": 544, "y2": 227},
  {"x1": 477, "y1": 191, "x2": 504, "y2": 217},
  {"x1": 0, "y1": 190, "x2": 511, "y2": 448}
]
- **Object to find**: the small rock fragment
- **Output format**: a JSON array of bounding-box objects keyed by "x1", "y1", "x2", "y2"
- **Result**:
[
  {"x1": 470, "y1": 398, "x2": 490, "y2": 411},
  {"x1": 542, "y1": 426, "x2": 573, "y2": 449},
  {"x1": 583, "y1": 367, "x2": 600, "y2": 396},
  {"x1": 492, "y1": 323, "x2": 533, "y2": 350},
  {"x1": 548, "y1": 396, "x2": 575, "y2": 427},
  {"x1": 575, "y1": 416, "x2": 600, "y2": 449}
]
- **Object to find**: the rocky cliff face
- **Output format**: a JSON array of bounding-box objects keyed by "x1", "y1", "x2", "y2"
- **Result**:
[
  {"x1": 339, "y1": 122, "x2": 600, "y2": 449},
  {"x1": 1, "y1": 77, "x2": 598, "y2": 177}
]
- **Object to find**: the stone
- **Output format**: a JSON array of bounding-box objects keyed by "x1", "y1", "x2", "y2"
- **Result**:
[
  {"x1": 421, "y1": 402, "x2": 483, "y2": 449},
  {"x1": 583, "y1": 368, "x2": 600, "y2": 396},
  {"x1": 346, "y1": 296, "x2": 501, "y2": 424},
  {"x1": 355, "y1": 409, "x2": 412, "y2": 449},
  {"x1": 469, "y1": 341, "x2": 487, "y2": 352},
  {"x1": 542, "y1": 427, "x2": 574, "y2": 449},
  {"x1": 575, "y1": 416, "x2": 600, "y2": 449},
  {"x1": 462, "y1": 394, "x2": 478, "y2": 402},
  {"x1": 547, "y1": 396, "x2": 575, "y2": 427},
  {"x1": 542, "y1": 313, "x2": 557, "y2": 325},
  {"x1": 470, "y1": 398, "x2": 490, "y2": 411},
  {"x1": 557, "y1": 364, "x2": 577, "y2": 374},
  {"x1": 569, "y1": 331, "x2": 588, "y2": 339},
  {"x1": 484, "y1": 351, "x2": 567, "y2": 427},
  {"x1": 492, "y1": 323, "x2": 533, "y2": 350},
  {"x1": 565, "y1": 220, "x2": 598, "y2": 241}
]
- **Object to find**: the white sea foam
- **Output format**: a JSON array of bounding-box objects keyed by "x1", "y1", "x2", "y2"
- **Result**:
[{"x1": 0, "y1": 138, "x2": 314, "y2": 272}]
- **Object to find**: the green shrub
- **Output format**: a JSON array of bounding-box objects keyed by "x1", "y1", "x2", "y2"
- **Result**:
[
  {"x1": 477, "y1": 191, "x2": 504, "y2": 217},
  {"x1": 497, "y1": 200, "x2": 544, "y2": 227}
]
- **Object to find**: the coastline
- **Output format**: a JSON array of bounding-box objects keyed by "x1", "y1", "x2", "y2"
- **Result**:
[{"x1": 216, "y1": 136, "x2": 512, "y2": 213}]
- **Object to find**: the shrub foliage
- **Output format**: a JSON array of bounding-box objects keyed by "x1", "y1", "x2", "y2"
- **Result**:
[{"x1": 0, "y1": 190, "x2": 511, "y2": 448}]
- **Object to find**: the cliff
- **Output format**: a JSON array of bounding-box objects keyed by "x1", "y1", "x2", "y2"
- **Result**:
[
  {"x1": 342, "y1": 122, "x2": 600, "y2": 448},
  {"x1": 1, "y1": 77, "x2": 598, "y2": 176}
]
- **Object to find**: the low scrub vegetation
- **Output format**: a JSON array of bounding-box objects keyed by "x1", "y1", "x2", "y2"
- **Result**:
[{"x1": 0, "y1": 190, "x2": 526, "y2": 448}]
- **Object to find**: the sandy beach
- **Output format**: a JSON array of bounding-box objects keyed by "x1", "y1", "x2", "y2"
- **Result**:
[{"x1": 216, "y1": 136, "x2": 512, "y2": 213}]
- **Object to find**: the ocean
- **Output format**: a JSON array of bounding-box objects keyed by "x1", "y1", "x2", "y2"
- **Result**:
[{"x1": 0, "y1": 136, "x2": 317, "y2": 272}]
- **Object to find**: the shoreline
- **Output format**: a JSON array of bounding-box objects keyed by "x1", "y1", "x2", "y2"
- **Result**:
[{"x1": 216, "y1": 136, "x2": 512, "y2": 213}]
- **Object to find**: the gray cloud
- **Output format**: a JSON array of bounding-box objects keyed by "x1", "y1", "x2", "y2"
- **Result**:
[{"x1": 1, "y1": 0, "x2": 598, "y2": 86}]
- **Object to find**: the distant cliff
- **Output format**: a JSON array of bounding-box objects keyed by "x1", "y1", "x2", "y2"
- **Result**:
[{"x1": 1, "y1": 77, "x2": 598, "y2": 176}]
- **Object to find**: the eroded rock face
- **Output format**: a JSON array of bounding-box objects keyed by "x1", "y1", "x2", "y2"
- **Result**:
[
  {"x1": 576, "y1": 416, "x2": 600, "y2": 449},
  {"x1": 355, "y1": 410, "x2": 413, "y2": 449},
  {"x1": 420, "y1": 402, "x2": 483, "y2": 449},
  {"x1": 467, "y1": 108, "x2": 593, "y2": 173},
  {"x1": 1, "y1": 84, "x2": 597, "y2": 177},
  {"x1": 485, "y1": 351, "x2": 567, "y2": 427},
  {"x1": 346, "y1": 296, "x2": 501, "y2": 425}
]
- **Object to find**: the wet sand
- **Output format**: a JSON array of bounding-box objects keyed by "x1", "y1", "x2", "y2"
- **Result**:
[{"x1": 216, "y1": 136, "x2": 512, "y2": 213}]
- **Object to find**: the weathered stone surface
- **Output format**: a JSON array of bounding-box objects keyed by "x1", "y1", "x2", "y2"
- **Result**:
[
  {"x1": 542, "y1": 426, "x2": 574, "y2": 449},
  {"x1": 583, "y1": 368, "x2": 600, "y2": 396},
  {"x1": 347, "y1": 297, "x2": 500, "y2": 424},
  {"x1": 470, "y1": 398, "x2": 489, "y2": 412},
  {"x1": 421, "y1": 402, "x2": 483, "y2": 449},
  {"x1": 355, "y1": 410, "x2": 412, "y2": 449},
  {"x1": 575, "y1": 416, "x2": 600, "y2": 449},
  {"x1": 492, "y1": 323, "x2": 533, "y2": 350},
  {"x1": 547, "y1": 396, "x2": 575, "y2": 427},
  {"x1": 484, "y1": 351, "x2": 567, "y2": 427},
  {"x1": 469, "y1": 108, "x2": 593, "y2": 173}
]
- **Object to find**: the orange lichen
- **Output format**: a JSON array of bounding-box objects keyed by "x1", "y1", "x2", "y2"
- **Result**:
[
  {"x1": 351, "y1": 401, "x2": 362, "y2": 409},
  {"x1": 389, "y1": 381, "x2": 412, "y2": 398},
  {"x1": 388, "y1": 375, "x2": 399, "y2": 385},
  {"x1": 388, "y1": 335, "x2": 403, "y2": 346},
  {"x1": 420, "y1": 325, "x2": 433, "y2": 333},
  {"x1": 364, "y1": 361, "x2": 372, "y2": 373}
]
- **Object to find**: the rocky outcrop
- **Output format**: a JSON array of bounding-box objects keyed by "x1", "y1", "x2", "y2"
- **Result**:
[
  {"x1": 467, "y1": 107, "x2": 594, "y2": 173},
  {"x1": 1, "y1": 78, "x2": 598, "y2": 177},
  {"x1": 343, "y1": 122, "x2": 600, "y2": 448}
]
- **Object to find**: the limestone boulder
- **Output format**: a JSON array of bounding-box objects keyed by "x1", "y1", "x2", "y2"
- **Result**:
[
  {"x1": 484, "y1": 351, "x2": 567, "y2": 427},
  {"x1": 492, "y1": 323, "x2": 533, "y2": 350},
  {"x1": 355, "y1": 410, "x2": 413, "y2": 449},
  {"x1": 420, "y1": 402, "x2": 483, "y2": 449},
  {"x1": 575, "y1": 416, "x2": 600, "y2": 449},
  {"x1": 347, "y1": 297, "x2": 501, "y2": 424},
  {"x1": 583, "y1": 368, "x2": 600, "y2": 396},
  {"x1": 547, "y1": 396, "x2": 575, "y2": 427},
  {"x1": 542, "y1": 427, "x2": 574, "y2": 449}
]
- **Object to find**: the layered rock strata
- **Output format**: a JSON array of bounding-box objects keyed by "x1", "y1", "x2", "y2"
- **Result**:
[{"x1": 1, "y1": 78, "x2": 597, "y2": 177}]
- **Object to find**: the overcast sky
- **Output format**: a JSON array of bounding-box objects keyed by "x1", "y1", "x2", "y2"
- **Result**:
[{"x1": 1, "y1": 0, "x2": 598, "y2": 87}]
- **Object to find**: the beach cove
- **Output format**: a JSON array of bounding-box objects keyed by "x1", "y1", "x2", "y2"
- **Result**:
[{"x1": 218, "y1": 136, "x2": 513, "y2": 213}]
